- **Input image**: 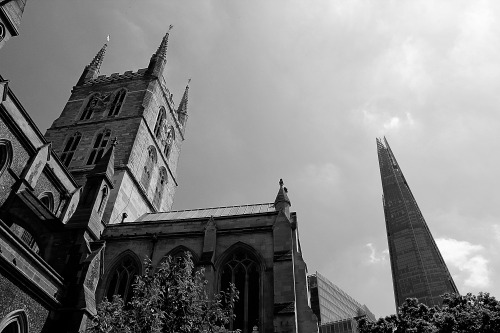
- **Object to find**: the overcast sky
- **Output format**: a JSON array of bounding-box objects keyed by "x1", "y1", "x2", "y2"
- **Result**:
[{"x1": 2, "y1": 0, "x2": 500, "y2": 318}]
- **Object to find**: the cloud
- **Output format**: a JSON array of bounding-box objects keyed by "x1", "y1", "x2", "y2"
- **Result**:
[
  {"x1": 362, "y1": 102, "x2": 416, "y2": 134},
  {"x1": 383, "y1": 117, "x2": 400, "y2": 130},
  {"x1": 436, "y1": 238, "x2": 490, "y2": 289},
  {"x1": 450, "y1": 1, "x2": 500, "y2": 80},
  {"x1": 366, "y1": 243, "x2": 389, "y2": 264}
]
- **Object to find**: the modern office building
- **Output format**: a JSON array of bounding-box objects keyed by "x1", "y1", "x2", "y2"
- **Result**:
[
  {"x1": 317, "y1": 318, "x2": 359, "y2": 333},
  {"x1": 376, "y1": 137, "x2": 458, "y2": 309},
  {"x1": 308, "y1": 272, "x2": 375, "y2": 333}
]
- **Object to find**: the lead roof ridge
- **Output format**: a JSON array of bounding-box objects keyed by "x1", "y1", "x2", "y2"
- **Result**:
[{"x1": 145, "y1": 202, "x2": 275, "y2": 215}]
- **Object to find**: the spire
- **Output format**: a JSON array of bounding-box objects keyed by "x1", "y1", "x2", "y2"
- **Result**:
[
  {"x1": 274, "y1": 178, "x2": 291, "y2": 213},
  {"x1": 77, "y1": 40, "x2": 108, "y2": 85},
  {"x1": 89, "y1": 42, "x2": 108, "y2": 72},
  {"x1": 376, "y1": 137, "x2": 459, "y2": 308},
  {"x1": 147, "y1": 25, "x2": 173, "y2": 77},
  {"x1": 155, "y1": 25, "x2": 173, "y2": 59},
  {"x1": 177, "y1": 79, "x2": 190, "y2": 126}
]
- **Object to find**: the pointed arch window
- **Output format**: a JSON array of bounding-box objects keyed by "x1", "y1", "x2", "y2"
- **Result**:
[
  {"x1": 98, "y1": 186, "x2": 109, "y2": 214},
  {"x1": 39, "y1": 191, "x2": 54, "y2": 212},
  {"x1": 141, "y1": 146, "x2": 157, "y2": 190},
  {"x1": 0, "y1": 23, "x2": 5, "y2": 43},
  {"x1": 108, "y1": 89, "x2": 127, "y2": 117},
  {"x1": 106, "y1": 255, "x2": 139, "y2": 304},
  {"x1": 87, "y1": 130, "x2": 111, "y2": 165},
  {"x1": 163, "y1": 126, "x2": 175, "y2": 158},
  {"x1": 220, "y1": 250, "x2": 261, "y2": 333},
  {"x1": 154, "y1": 107, "x2": 166, "y2": 139},
  {"x1": 0, "y1": 310, "x2": 29, "y2": 333},
  {"x1": 81, "y1": 93, "x2": 101, "y2": 120},
  {"x1": 0, "y1": 140, "x2": 13, "y2": 178},
  {"x1": 153, "y1": 167, "x2": 167, "y2": 209},
  {"x1": 60, "y1": 132, "x2": 82, "y2": 167}
]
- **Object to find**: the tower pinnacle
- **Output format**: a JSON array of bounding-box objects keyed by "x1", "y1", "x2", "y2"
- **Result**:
[
  {"x1": 177, "y1": 79, "x2": 190, "y2": 127},
  {"x1": 89, "y1": 42, "x2": 107, "y2": 71},
  {"x1": 274, "y1": 178, "x2": 291, "y2": 218},
  {"x1": 147, "y1": 25, "x2": 173, "y2": 77},
  {"x1": 77, "y1": 41, "x2": 108, "y2": 85}
]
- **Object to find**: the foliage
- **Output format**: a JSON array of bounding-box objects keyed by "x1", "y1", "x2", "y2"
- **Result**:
[
  {"x1": 358, "y1": 293, "x2": 500, "y2": 333},
  {"x1": 88, "y1": 254, "x2": 239, "y2": 333}
]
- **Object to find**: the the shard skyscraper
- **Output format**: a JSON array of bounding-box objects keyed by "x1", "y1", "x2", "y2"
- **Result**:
[{"x1": 376, "y1": 137, "x2": 458, "y2": 309}]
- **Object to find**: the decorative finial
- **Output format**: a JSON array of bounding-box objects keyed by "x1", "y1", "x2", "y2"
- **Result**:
[
  {"x1": 155, "y1": 25, "x2": 173, "y2": 58},
  {"x1": 111, "y1": 137, "x2": 118, "y2": 147},
  {"x1": 274, "y1": 178, "x2": 291, "y2": 209}
]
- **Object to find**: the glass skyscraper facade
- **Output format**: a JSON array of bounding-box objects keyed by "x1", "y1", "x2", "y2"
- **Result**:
[
  {"x1": 308, "y1": 272, "x2": 375, "y2": 333},
  {"x1": 376, "y1": 137, "x2": 458, "y2": 309}
]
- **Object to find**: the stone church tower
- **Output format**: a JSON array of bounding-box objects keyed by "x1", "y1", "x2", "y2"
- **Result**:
[
  {"x1": 0, "y1": 0, "x2": 26, "y2": 50},
  {"x1": 45, "y1": 27, "x2": 189, "y2": 226},
  {"x1": 0, "y1": 10, "x2": 318, "y2": 331}
]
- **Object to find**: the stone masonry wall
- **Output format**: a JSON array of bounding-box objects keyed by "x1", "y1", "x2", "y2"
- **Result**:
[{"x1": 0, "y1": 274, "x2": 49, "y2": 333}]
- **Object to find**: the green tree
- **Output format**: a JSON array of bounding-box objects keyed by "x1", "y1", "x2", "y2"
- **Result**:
[
  {"x1": 358, "y1": 293, "x2": 500, "y2": 333},
  {"x1": 88, "y1": 254, "x2": 239, "y2": 333}
]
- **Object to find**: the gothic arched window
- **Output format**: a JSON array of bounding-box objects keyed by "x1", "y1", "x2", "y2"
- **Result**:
[
  {"x1": 154, "y1": 107, "x2": 166, "y2": 139},
  {"x1": 220, "y1": 249, "x2": 260, "y2": 333},
  {"x1": 81, "y1": 93, "x2": 101, "y2": 120},
  {"x1": 160, "y1": 246, "x2": 198, "y2": 268},
  {"x1": 0, "y1": 140, "x2": 13, "y2": 178},
  {"x1": 163, "y1": 126, "x2": 175, "y2": 158},
  {"x1": 0, "y1": 310, "x2": 28, "y2": 333},
  {"x1": 141, "y1": 146, "x2": 157, "y2": 190},
  {"x1": 106, "y1": 255, "x2": 139, "y2": 304},
  {"x1": 153, "y1": 167, "x2": 167, "y2": 209},
  {"x1": 98, "y1": 186, "x2": 108, "y2": 214},
  {"x1": 108, "y1": 89, "x2": 127, "y2": 117},
  {"x1": 60, "y1": 132, "x2": 82, "y2": 167},
  {"x1": 87, "y1": 129, "x2": 111, "y2": 165},
  {"x1": 39, "y1": 192, "x2": 54, "y2": 212},
  {"x1": 0, "y1": 23, "x2": 5, "y2": 43}
]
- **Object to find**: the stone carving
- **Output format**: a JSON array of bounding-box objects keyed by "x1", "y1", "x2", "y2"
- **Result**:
[{"x1": 85, "y1": 255, "x2": 100, "y2": 292}]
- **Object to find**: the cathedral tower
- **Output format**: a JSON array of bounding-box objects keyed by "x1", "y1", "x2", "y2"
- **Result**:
[
  {"x1": 0, "y1": 0, "x2": 26, "y2": 50},
  {"x1": 376, "y1": 137, "x2": 458, "y2": 309},
  {"x1": 45, "y1": 29, "x2": 189, "y2": 224}
]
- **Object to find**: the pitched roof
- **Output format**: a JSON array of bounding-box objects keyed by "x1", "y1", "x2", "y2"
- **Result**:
[{"x1": 136, "y1": 203, "x2": 276, "y2": 222}]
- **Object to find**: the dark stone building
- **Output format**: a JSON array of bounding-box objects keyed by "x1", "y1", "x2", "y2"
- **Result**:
[
  {"x1": 0, "y1": 0, "x2": 26, "y2": 50},
  {"x1": 376, "y1": 137, "x2": 458, "y2": 309},
  {"x1": 0, "y1": 5, "x2": 318, "y2": 333}
]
